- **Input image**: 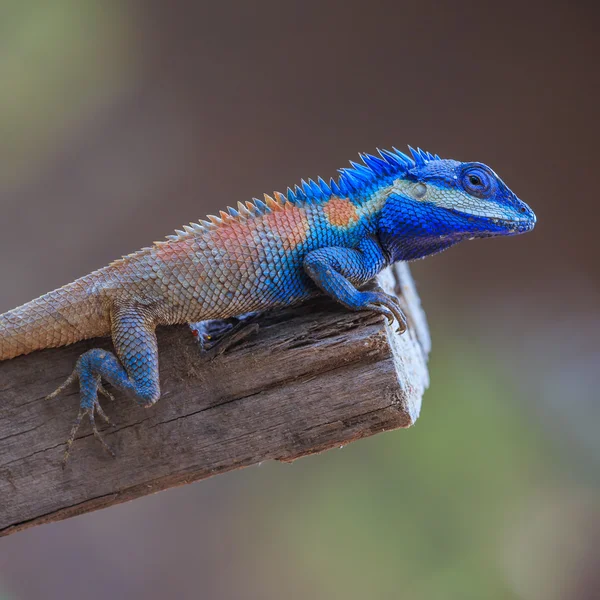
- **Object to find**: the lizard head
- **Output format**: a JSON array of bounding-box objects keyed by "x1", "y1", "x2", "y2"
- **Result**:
[{"x1": 376, "y1": 147, "x2": 536, "y2": 261}]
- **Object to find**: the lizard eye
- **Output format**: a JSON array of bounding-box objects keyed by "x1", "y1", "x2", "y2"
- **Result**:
[{"x1": 461, "y1": 166, "x2": 492, "y2": 198}]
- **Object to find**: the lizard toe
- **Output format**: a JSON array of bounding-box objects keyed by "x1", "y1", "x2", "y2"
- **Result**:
[
  {"x1": 49, "y1": 350, "x2": 118, "y2": 466},
  {"x1": 62, "y1": 402, "x2": 115, "y2": 467},
  {"x1": 366, "y1": 291, "x2": 408, "y2": 333},
  {"x1": 45, "y1": 369, "x2": 79, "y2": 401}
]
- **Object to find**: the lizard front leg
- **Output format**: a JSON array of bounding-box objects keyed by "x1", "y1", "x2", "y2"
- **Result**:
[
  {"x1": 47, "y1": 302, "x2": 161, "y2": 464},
  {"x1": 303, "y1": 237, "x2": 407, "y2": 332}
]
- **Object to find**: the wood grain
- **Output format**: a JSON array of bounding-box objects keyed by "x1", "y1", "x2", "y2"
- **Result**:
[{"x1": 0, "y1": 263, "x2": 430, "y2": 537}]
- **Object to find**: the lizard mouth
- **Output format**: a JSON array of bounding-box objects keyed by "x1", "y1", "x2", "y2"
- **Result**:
[{"x1": 489, "y1": 216, "x2": 536, "y2": 234}]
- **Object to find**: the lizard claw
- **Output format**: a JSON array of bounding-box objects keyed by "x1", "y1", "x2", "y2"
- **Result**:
[
  {"x1": 94, "y1": 397, "x2": 115, "y2": 427},
  {"x1": 366, "y1": 291, "x2": 408, "y2": 334},
  {"x1": 367, "y1": 304, "x2": 395, "y2": 327},
  {"x1": 62, "y1": 405, "x2": 115, "y2": 467}
]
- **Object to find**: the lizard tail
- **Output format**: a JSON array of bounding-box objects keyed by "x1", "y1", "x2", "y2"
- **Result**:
[{"x1": 0, "y1": 274, "x2": 110, "y2": 361}]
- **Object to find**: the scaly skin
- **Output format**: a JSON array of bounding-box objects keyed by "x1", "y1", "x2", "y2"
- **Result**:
[{"x1": 0, "y1": 147, "x2": 536, "y2": 462}]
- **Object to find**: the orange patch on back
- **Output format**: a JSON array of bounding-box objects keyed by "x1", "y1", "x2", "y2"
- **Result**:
[{"x1": 323, "y1": 197, "x2": 358, "y2": 227}]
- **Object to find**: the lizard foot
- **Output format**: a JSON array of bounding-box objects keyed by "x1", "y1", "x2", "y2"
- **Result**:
[
  {"x1": 191, "y1": 316, "x2": 260, "y2": 361},
  {"x1": 363, "y1": 291, "x2": 408, "y2": 334},
  {"x1": 46, "y1": 351, "x2": 117, "y2": 466}
]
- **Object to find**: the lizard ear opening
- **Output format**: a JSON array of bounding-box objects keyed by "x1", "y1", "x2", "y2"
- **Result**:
[{"x1": 414, "y1": 183, "x2": 427, "y2": 200}]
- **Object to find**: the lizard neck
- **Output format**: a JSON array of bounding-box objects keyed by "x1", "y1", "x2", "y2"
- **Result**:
[
  {"x1": 377, "y1": 191, "x2": 462, "y2": 262},
  {"x1": 379, "y1": 233, "x2": 460, "y2": 262}
]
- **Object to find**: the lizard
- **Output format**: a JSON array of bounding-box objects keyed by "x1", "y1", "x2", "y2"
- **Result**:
[{"x1": 0, "y1": 146, "x2": 536, "y2": 463}]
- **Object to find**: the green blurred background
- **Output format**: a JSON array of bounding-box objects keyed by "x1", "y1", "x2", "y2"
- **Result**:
[{"x1": 0, "y1": 1, "x2": 598, "y2": 598}]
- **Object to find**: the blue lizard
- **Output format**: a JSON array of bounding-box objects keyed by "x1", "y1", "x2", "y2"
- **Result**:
[{"x1": 0, "y1": 146, "x2": 537, "y2": 460}]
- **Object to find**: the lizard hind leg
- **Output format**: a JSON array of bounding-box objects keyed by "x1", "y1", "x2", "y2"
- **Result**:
[{"x1": 47, "y1": 304, "x2": 161, "y2": 465}]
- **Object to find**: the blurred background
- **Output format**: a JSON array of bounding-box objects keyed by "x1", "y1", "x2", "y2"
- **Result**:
[{"x1": 0, "y1": 0, "x2": 599, "y2": 598}]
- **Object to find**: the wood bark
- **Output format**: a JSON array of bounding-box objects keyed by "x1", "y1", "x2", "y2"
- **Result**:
[{"x1": 0, "y1": 263, "x2": 430, "y2": 537}]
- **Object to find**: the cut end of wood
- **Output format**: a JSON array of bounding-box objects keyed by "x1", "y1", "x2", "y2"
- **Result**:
[
  {"x1": 0, "y1": 263, "x2": 430, "y2": 537},
  {"x1": 378, "y1": 264, "x2": 430, "y2": 426}
]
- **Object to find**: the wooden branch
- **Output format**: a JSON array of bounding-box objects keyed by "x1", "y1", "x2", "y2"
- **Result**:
[{"x1": 0, "y1": 264, "x2": 430, "y2": 537}]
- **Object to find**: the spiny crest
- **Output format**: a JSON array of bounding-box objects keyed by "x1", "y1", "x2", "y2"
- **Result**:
[
  {"x1": 159, "y1": 191, "x2": 290, "y2": 244},
  {"x1": 160, "y1": 145, "x2": 441, "y2": 243},
  {"x1": 336, "y1": 146, "x2": 440, "y2": 197}
]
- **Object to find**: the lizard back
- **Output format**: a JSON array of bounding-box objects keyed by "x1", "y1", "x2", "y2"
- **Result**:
[
  {"x1": 0, "y1": 187, "x2": 388, "y2": 360},
  {"x1": 103, "y1": 190, "x2": 389, "y2": 324}
]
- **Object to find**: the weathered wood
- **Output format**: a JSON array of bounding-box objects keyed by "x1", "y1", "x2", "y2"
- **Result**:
[{"x1": 0, "y1": 263, "x2": 430, "y2": 537}]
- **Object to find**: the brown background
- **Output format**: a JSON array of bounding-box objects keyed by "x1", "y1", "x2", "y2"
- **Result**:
[{"x1": 0, "y1": 1, "x2": 599, "y2": 599}]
